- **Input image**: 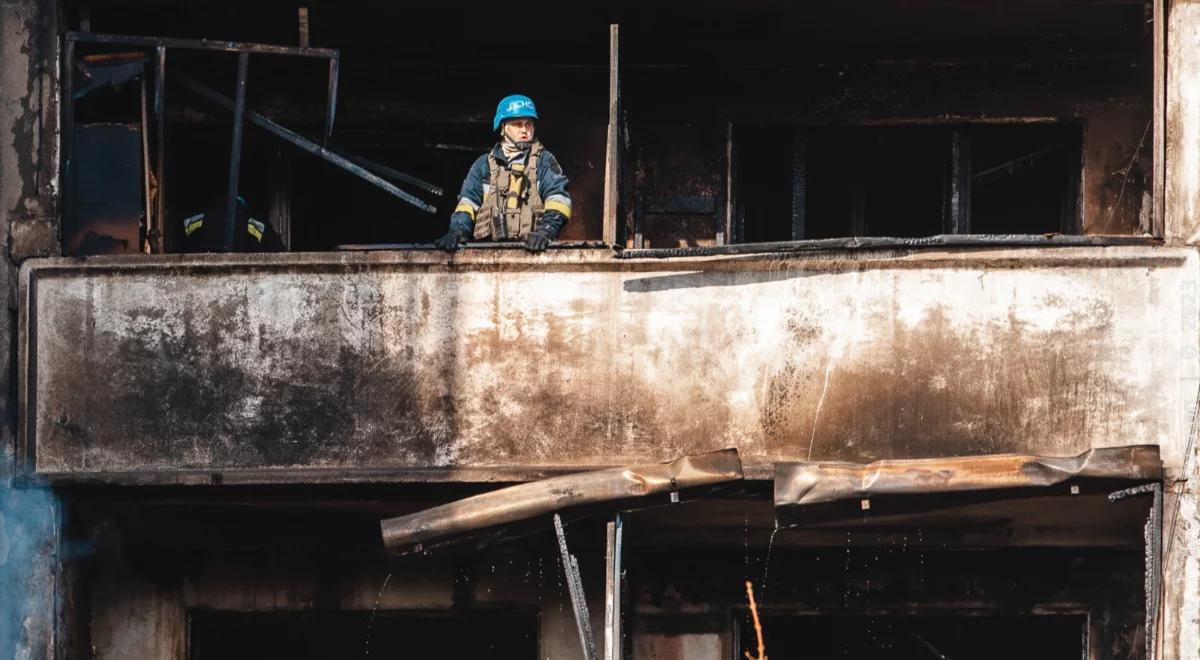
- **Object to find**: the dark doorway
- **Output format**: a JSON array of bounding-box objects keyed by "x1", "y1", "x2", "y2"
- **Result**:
[
  {"x1": 738, "y1": 614, "x2": 1085, "y2": 660},
  {"x1": 189, "y1": 609, "x2": 539, "y2": 660}
]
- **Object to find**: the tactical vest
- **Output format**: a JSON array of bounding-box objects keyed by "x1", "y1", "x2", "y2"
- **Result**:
[{"x1": 474, "y1": 142, "x2": 545, "y2": 240}]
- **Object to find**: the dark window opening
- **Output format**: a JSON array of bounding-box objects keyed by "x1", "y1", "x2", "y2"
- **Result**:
[
  {"x1": 732, "y1": 126, "x2": 793, "y2": 244},
  {"x1": 65, "y1": 54, "x2": 150, "y2": 255},
  {"x1": 969, "y1": 124, "x2": 1082, "y2": 235},
  {"x1": 188, "y1": 609, "x2": 539, "y2": 660},
  {"x1": 733, "y1": 123, "x2": 1081, "y2": 242},
  {"x1": 803, "y1": 127, "x2": 948, "y2": 239},
  {"x1": 736, "y1": 614, "x2": 1085, "y2": 660}
]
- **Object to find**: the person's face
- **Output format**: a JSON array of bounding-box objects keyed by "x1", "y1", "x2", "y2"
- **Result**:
[{"x1": 503, "y1": 118, "x2": 536, "y2": 143}]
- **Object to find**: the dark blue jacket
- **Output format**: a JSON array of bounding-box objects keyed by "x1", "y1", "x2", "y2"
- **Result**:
[{"x1": 448, "y1": 143, "x2": 571, "y2": 237}]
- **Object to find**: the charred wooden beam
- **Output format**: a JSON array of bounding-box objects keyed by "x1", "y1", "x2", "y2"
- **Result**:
[
  {"x1": 324, "y1": 55, "x2": 339, "y2": 145},
  {"x1": 555, "y1": 514, "x2": 597, "y2": 660},
  {"x1": 603, "y1": 514, "x2": 624, "y2": 660},
  {"x1": 152, "y1": 46, "x2": 166, "y2": 253},
  {"x1": 948, "y1": 130, "x2": 972, "y2": 234},
  {"x1": 791, "y1": 130, "x2": 807, "y2": 240},
  {"x1": 1109, "y1": 482, "x2": 1163, "y2": 660},
  {"x1": 223, "y1": 52, "x2": 249, "y2": 252},
  {"x1": 66, "y1": 31, "x2": 337, "y2": 58},
  {"x1": 603, "y1": 24, "x2": 620, "y2": 246},
  {"x1": 62, "y1": 38, "x2": 75, "y2": 239}
]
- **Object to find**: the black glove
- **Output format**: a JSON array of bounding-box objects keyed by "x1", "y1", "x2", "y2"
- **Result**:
[
  {"x1": 524, "y1": 228, "x2": 553, "y2": 252},
  {"x1": 433, "y1": 229, "x2": 467, "y2": 252}
]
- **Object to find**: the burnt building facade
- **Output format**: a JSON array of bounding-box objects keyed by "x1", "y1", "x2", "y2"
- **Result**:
[{"x1": 2, "y1": 1, "x2": 1200, "y2": 659}]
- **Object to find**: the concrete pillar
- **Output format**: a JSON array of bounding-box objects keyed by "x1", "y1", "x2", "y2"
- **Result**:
[
  {"x1": 0, "y1": 1, "x2": 61, "y2": 659},
  {"x1": 1160, "y1": 256, "x2": 1200, "y2": 659},
  {"x1": 1167, "y1": 1, "x2": 1200, "y2": 243},
  {"x1": 0, "y1": 0, "x2": 60, "y2": 262},
  {"x1": 1162, "y1": 2, "x2": 1200, "y2": 658}
]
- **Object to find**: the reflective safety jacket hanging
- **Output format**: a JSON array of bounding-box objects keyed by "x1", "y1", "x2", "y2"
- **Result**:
[{"x1": 474, "y1": 142, "x2": 546, "y2": 240}]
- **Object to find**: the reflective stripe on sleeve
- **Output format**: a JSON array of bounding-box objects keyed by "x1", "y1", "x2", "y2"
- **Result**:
[
  {"x1": 183, "y1": 212, "x2": 205, "y2": 236},
  {"x1": 247, "y1": 218, "x2": 265, "y2": 242},
  {"x1": 454, "y1": 197, "x2": 479, "y2": 219},
  {"x1": 544, "y1": 194, "x2": 572, "y2": 219}
]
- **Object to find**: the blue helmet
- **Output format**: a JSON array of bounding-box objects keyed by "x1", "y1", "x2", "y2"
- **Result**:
[{"x1": 493, "y1": 94, "x2": 538, "y2": 132}]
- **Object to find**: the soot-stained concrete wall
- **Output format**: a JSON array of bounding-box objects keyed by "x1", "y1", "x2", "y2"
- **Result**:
[
  {"x1": 19, "y1": 247, "x2": 1197, "y2": 481},
  {"x1": 0, "y1": 0, "x2": 59, "y2": 263},
  {"x1": 1, "y1": 2, "x2": 61, "y2": 660}
]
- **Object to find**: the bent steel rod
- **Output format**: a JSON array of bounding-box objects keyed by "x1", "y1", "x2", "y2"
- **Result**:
[
  {"x1": 175, "y1": 73, "x2": 437, "y2": 214},
  {"x1": 334, "y1": 149, "x2": 443, "y2": 197}
]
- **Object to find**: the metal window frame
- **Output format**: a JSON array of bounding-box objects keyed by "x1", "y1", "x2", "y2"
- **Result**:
[
  {"x1": 62, "y1": 31, "x2": 441, "y2": 254},
  {"x1": 63, "y1": 32, "x2": 343, "y2": 254}
]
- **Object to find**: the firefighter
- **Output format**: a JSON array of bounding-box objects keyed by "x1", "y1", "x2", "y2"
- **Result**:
[
  {"x1": 433, "y1": 94, "x2": 572, "y2": 252},
  {"x1": 181, "y1": 193, "x2": 284, "y2": 253}
]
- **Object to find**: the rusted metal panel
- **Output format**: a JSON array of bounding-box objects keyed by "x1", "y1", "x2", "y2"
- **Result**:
[
  {"x1": 380, "y1": 449, "x2": 742, "y2": 553},
  {"x1": 775, "y1": 446, "x2": 1161, "y2": 508}
]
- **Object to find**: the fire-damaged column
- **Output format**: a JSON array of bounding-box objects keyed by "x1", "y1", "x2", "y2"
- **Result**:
[
  {"x1": 1168, "y1": 0, "x2": 1200, "y2": 245},
  {"x1": 1159, "y1": 295, "x2": 1200, "y2": 660},
  {"x1": 1162, "y1": 3, "x2": 1200, "y2": 659},
  {"x1": 0, "y1": 0, "x2": 59, "y2": 260},
  {"x1": 0, "y1": 0, "x2": 61, "y2": 659}
]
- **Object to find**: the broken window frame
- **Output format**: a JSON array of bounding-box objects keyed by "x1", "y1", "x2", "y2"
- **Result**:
[
  {"x1": 378, "y1": 446, "x2": 1160, "y2": 660},
  {"x1": 615, "y1": 0, "x2": 1168, "y2": 256},
  {"x1": 63, "y1": 32, "x2": 340, "y2": 254},
  {"x1": 61, "y1": 31, "x2": 447, "y2": 255},
  {"x1": 380, "y1": 450, "x2": 743, "y2": 660},
  {"x1": 773, "y1": 446, "x2": 1164, "y2": 660}
]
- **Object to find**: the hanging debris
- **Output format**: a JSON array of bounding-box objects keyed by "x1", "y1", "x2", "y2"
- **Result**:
[{"x1": 380, "y1": 449, "x2": 743, "y2": 554}]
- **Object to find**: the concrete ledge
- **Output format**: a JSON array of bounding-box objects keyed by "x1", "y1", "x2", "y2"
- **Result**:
[{"x1": 18, "y1": 245, "x2": 1198, "y2": 484}]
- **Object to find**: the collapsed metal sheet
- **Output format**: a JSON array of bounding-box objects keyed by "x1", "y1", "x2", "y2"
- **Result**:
[
  {"x1": 380, "y1": 449, "x2": 743, "y2": 553},
  {"x1": 775, "y1": 445, "x2": 1161, "y2": 507}
]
